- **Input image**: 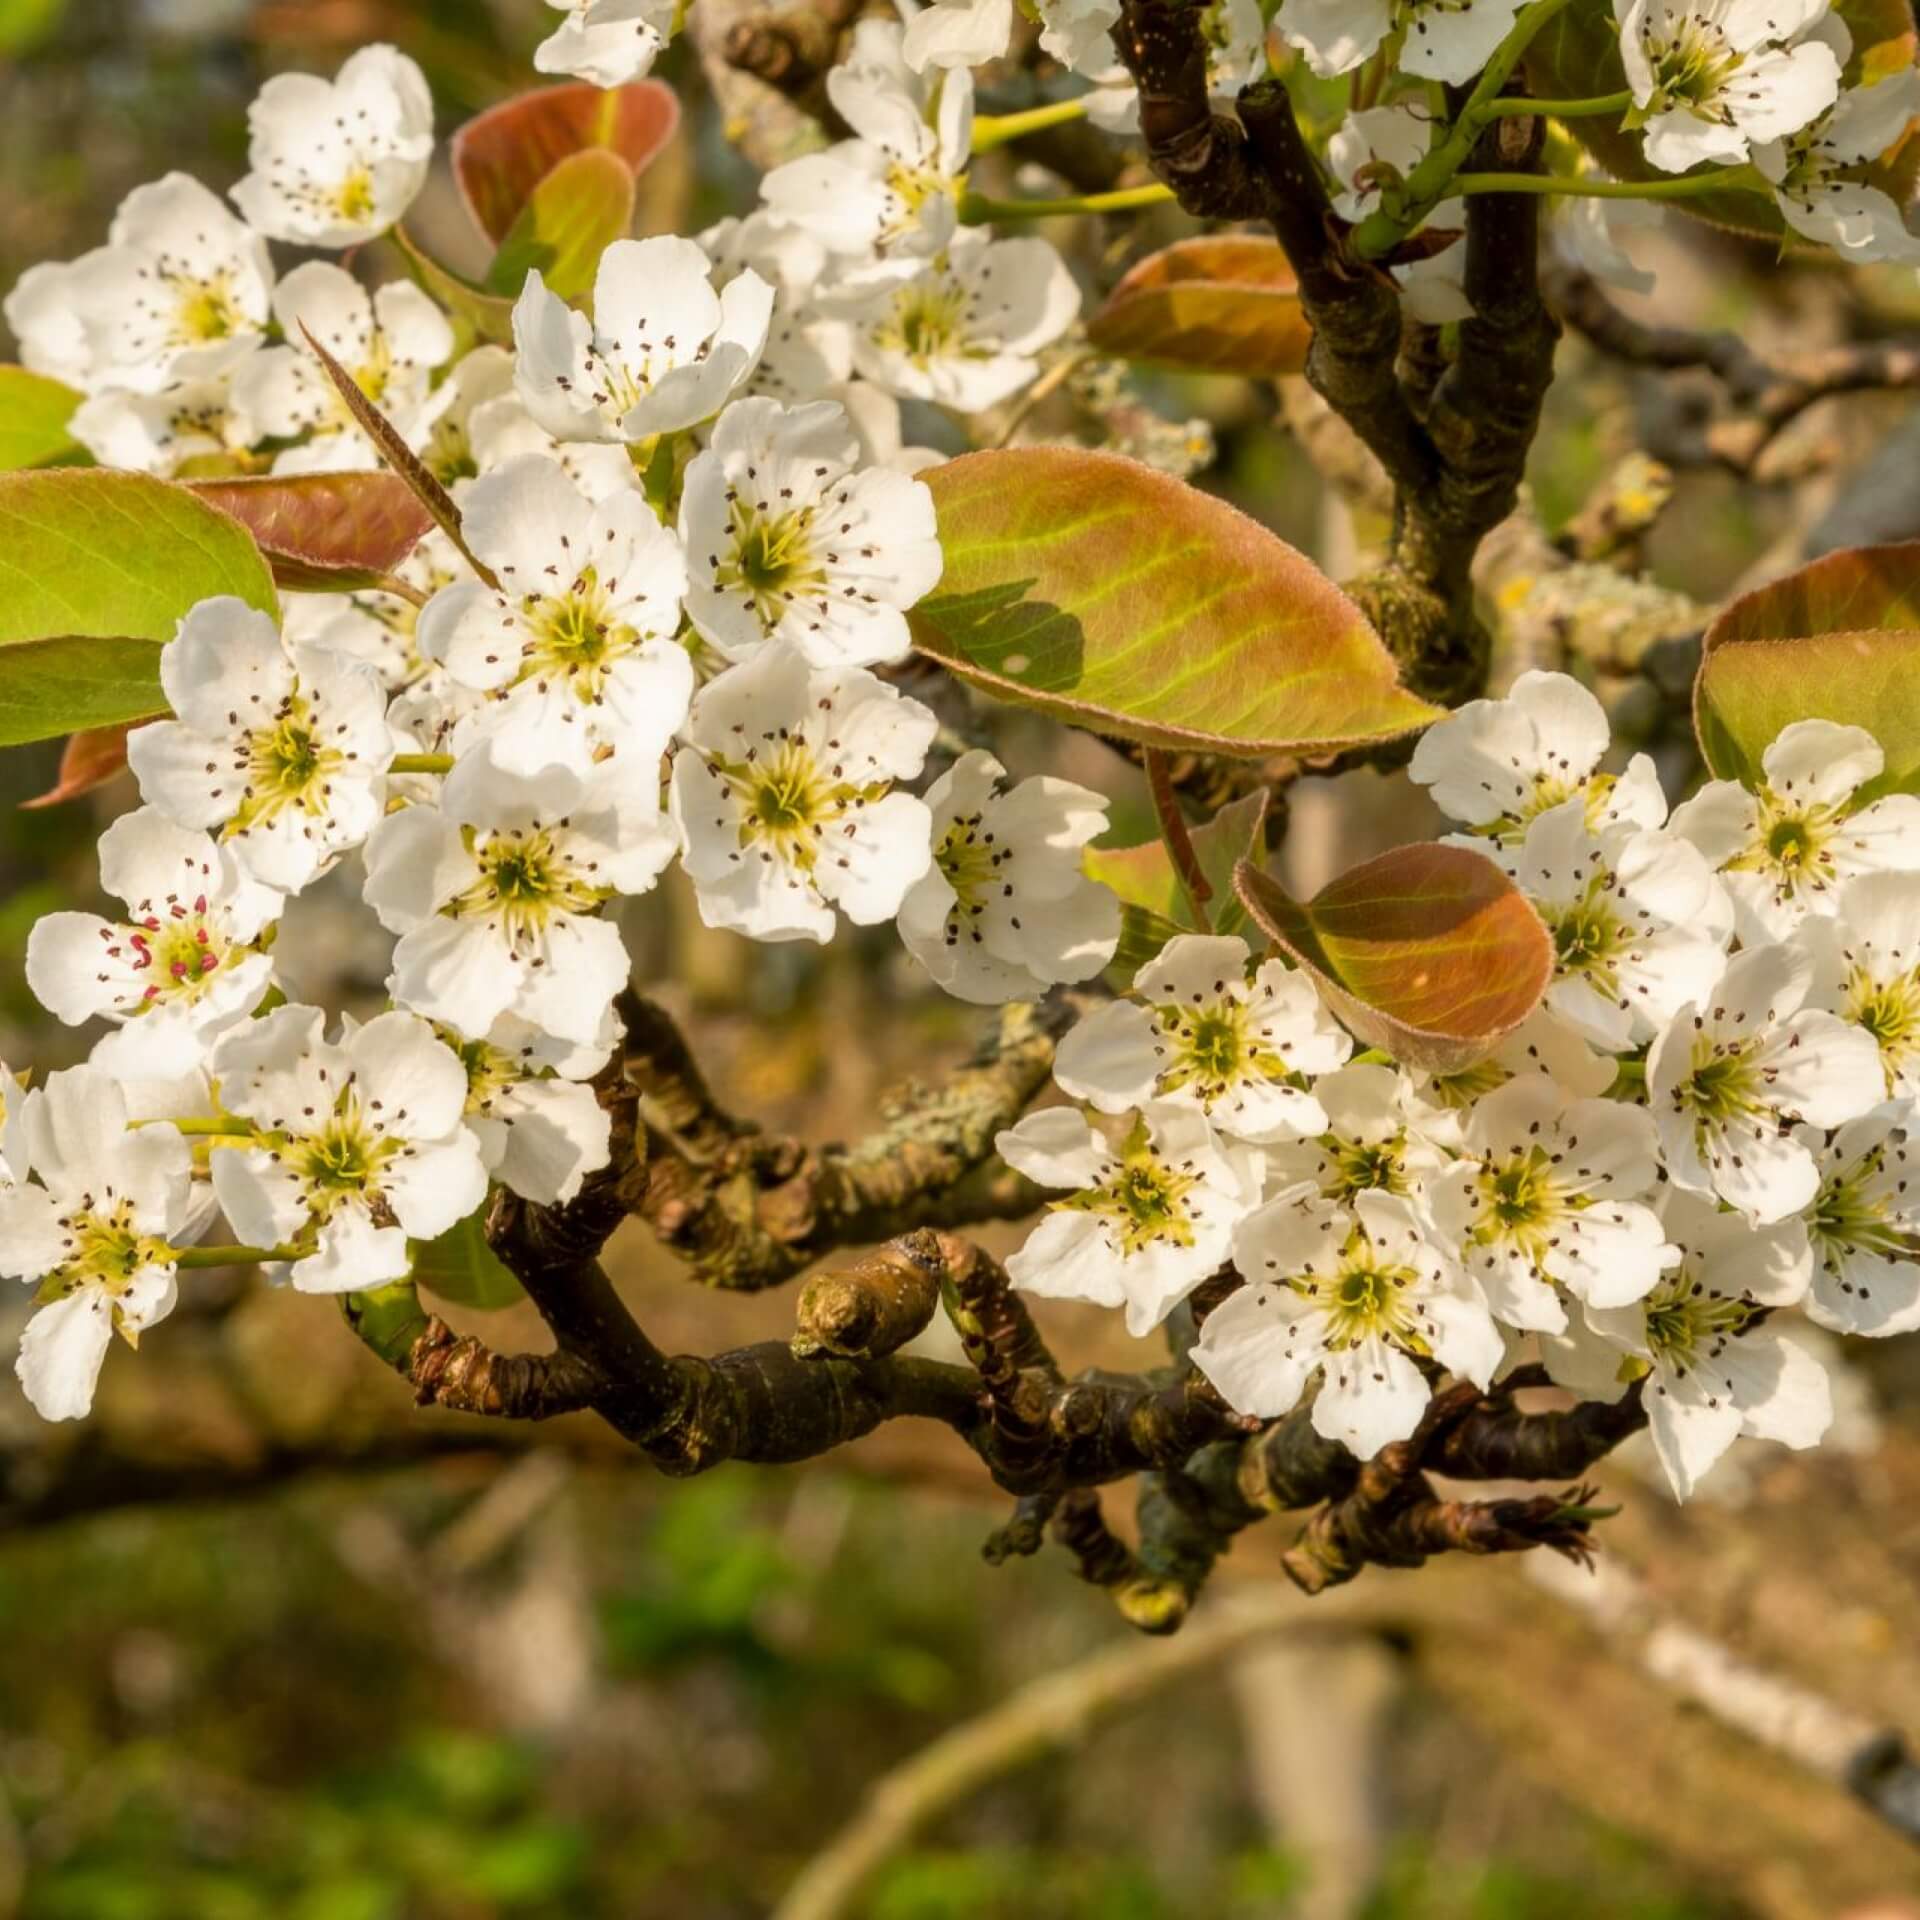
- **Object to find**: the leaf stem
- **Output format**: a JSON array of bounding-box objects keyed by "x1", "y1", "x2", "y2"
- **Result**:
[
  {"x1": 1348, "y1": 0, "x2": 1577, "y2": 259},
  {"x1": 1144, "y1": 749, "x2": 1213, "y2": 933},
  {"x1": 1478, "y1": 90, "x2": 1632, "y2": 118},
  {"x1": 175, "y1": 1242, "x2": 309, "y2": 1269},
  {"x1": 971, "y1": 98, "x2": 1091, "y2": 153},
  {"x1": 389, "y1": 751, "x2": 456, "y2": 775},
  {"x1": 958, "y1": 184, "x2": 1174, "y2": 224},
  {"x1": 1452, "y1": 168, "x2": 1765, "y2": 200}
]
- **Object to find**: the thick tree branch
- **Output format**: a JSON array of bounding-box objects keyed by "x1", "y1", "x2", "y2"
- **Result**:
[{"x1": 635, "y1": 998, "x2": 1066, "y2": 1289}]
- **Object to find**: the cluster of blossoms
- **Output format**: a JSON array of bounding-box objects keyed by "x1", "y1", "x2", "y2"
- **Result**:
[
  {"x1": 0, "y1": 36, "x2": 1106, "y2": 1421},
  {"x1": 999, "y1": 673, "x2": 1920, "y2": 1498},
  {"x1": 3, "y1": 1, "x2": 1918, "y2": 1501}
]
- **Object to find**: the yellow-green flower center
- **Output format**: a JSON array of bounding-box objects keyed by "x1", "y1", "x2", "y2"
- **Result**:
[
  {"x1": 1056, "y1": 1122, "x2": 1200, "y2": 1257},
  {"x1": 231, "y1": 693, "x2": 344, "y2": 837},
  {"x1": 1301, "y1": 1232, "x2": 1425, "y2": 1352},
  {"x1": 518, "y1": 569, "x2": 645, "y2": 699},
  {"x1": 449, "y1": 828, "x2": 611, "y2": 938},
  {"x1": 717, "y1": 503, "x2": 825, "y2": 626},
  {"x1": 38, "y1": 1199, "x2": 172, "y2": 1304}
]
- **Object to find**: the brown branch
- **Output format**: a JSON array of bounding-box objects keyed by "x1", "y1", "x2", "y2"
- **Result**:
[
  {"x1": 636, "y1": 999, "x2": 1066, "y2": 1289},
  {"x1": 793, "y1": 1232, "x2": 947, "y2": 1359},
  {"x1": 1544, "y1": 259, "x2": 1920, "y2": 474},
  {"x1": 722, "y1": 0, "x2": 862, "y2": 97}
]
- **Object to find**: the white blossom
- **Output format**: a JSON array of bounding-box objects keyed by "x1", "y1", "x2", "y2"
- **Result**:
[
  {"x1": 1034, "y1": 0, "x2": 1120, "y2": 74},
  {"x1": 1647, "y1": 936, "x2": 1883, "y2": 1223},
  {"x1": 1804, "y1": 871, "x2": 1920, "y2": 1101},
  {"x1": 762, "y1": 22, "x2": 971, "y2": 260},
  {"x1": 512, "y1": 235, "x2": 774, "y2": 444},
  {"x1": 896, "y1": 751, "x2": 1119, "y2": 1002},
  {"x1": 1794, "y1": 1106, "x2": 1920, "y2": 1336},
  {"x1": 1576, "y1": 1192, "x2": 1829, "y2": 1499},
  {"x1": 831, "y1": 234, "x2": 1080, "y2": 413},
  {"x1": 364, "y1": 760, "x2": 673, "y2": 1049},
  {"x1": 1261, "y1": 1063, "x2": 1453, "y2": 1208},
  {"x1": 51, "y1": 173, "x2": 273, "y2": 394},
  {"x1": 679, "y1": 396, "x2": 940, "y2": 670},
  {"x1": 1556, "y1": 184, "x2": 1664, "y2": 295},
  {"x1": 1278, "y1": 0, "x2": 1527, "y2": 85},
  {"x1": 998, "y1": 1103, "x2": 1264, "y2": 1336},
  {"x1": 1415, "y1": 1007, "x2": 1620, "y2": 1129},
  {"x1": 27, "y1": 809, "x2": 279, "y2": 1055},
  {"x1": 700, "y1": 215, "x2": 854, "y2": 406},
  {"x1": 235, "y1": 263, "x2": 453, "y2": 475},
  {"x1": 448, "y1": 1014, "x2": 615, "y2": 1207},
  {"x1": 126, "y1": 597, "x2": 394, "y2": 894},
  {"x1": 669, "y1": 643, "x2": 937, "y2": 943},
  {"x1": 1328, "y1": 107, "x2": 1471, "y2": 325},
  {"x1": 210, "y1": 1006, "x2": 488, "y2": 1293},
  {"x1": 231, "y1": 44, "x2": 435, "y2": 247},
  {"x1": 1196, "y1": 1188, "x2": 1502, "y2": 1458},
  {"x1": 1619, "y1": 0, "x2": 1841, "y2": 174},
  {"x1": 3, "y1": 261, "x2": 96, "y2": 389},
  {"x1": 283, "y1": 527, "x2": 464, "y2": 695},
  {"x1": 1056, "y1": 934, "x2": 1350, "y2": 1143},
  {"x1": 534, "y1": 0, "x2": 676, "y2": 87},
  {"x1": 1510, "y1": 800, "x2": 1733, "y2": 1053},
  {"x1": 417, "y1": 452, "x2": 692, "y2": 784},
  {"x1": 1669, "y1": 718, "x2": 1920, "y2": 944},
  {"x1": 69, "y1": 374, "x2": 262, "y2": 477},
  {"x1": 0, "y1": 1069, "x2": 198, "y2": 1422},
  {"x1": 1428, "y1": 1075, "x2": 1675, "y2": 1335},
  {"x1": 1409, "y1": 669, "x2": 1667, "y2": 843},
  {"x1": 1754, "y1": 66, "x2": 1920, "y2": 258},
  {"x1": 902, "y1": 0, "x2": 1013, "y2": 72}
]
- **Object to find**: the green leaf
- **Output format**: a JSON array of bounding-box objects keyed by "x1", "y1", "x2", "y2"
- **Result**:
[
  {"x1": 1695, "y1": 542, "x2": 1920, "y2": 796},
  {"x1": 1236, "y1": 843, "x2": 1553, "y2": 1075},
  {"x1": 411, "y1": 1212, "x2": 525, "y2": 1310},
  {"x1": 912, "y1": 449, "x2": 1442, "y2": 756},
  {"x1": 453, "y1": 79, "x2": 679, "y2": 245},
  {"x1": 484, "y1": 148, "x2": 636, "y2": 303},
  {"x1": 189, "y1": 472, "x2": 436, "y2": 591},
  {"x1": 1085, "y1": 788, "x2": 1268, "y2": 984},
  {"x1": 1086, "y1": 238, "x2": 1311, "y2": 379},
  {"x1": 0, "y1": 368, "x2": 84, "y2": 470},
  {"x1": 0, "y1": 468, "x2": 276, "y2": 742},
  {"x1": 0, "y1": 638, "x2": 180, "y2": 745},
  {"x1": 1524, "y1": 0, "x2": 1918, "y2": 238},
  {"x1": 392, "y1": 227, "x2": 517, "y2": 345}
]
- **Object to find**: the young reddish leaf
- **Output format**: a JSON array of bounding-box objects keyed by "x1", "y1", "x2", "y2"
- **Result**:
[
  {"x1": 1695, "y1": 542, "x2": 1920, "y2": 795},
  {"x1": 0, "y1": 367, "x2": 84, "y2": 470},
  {"x1": 1524, "y1": 0, "x2": 1918, "y2": 239},
  {"x1": 297, "y1": 322, "x2": 499, "y2": 591},
  {"x1": 912, "y1": 448, "x2": 1442, "y2": 756},
  {"x1": 391, "y1": 227, "x2": 516, "y2": 345},
  {"x1": 453, "y1": 79, "x2": 678, "y2": 246},
  {"x1": 1086, "y1": 238, "x2": 1311, "y2": 379},
  {"x1": 483, "y1": 147, "x2": 636, "y2": 302},
  {"x1": 23, "y1": 723, "x2": 132, "y2": 808},
  {"x1": 1236, "y1": 845, "x2": 1553, "y2": 1075},
  {"x1": 188, "y1": 473, "x2": 436, "y2": 591}
]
